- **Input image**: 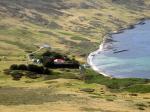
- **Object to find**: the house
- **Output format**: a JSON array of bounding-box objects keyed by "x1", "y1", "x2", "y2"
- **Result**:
[
  {"x1": 54, "y1": 59, "x2": 65, "y2": 64},
  {"x1": 31, "y1": 59, "x2": 41, "y2": 64}
]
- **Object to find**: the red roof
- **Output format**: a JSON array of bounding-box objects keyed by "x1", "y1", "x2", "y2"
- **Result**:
[{"x1": 54, "y1": 59, "x2": 65, "y2": 63}]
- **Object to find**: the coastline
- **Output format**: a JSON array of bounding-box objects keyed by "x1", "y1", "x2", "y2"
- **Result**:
[{"x1": 87, "y1": 18, "x2": 148, "y2": 78}]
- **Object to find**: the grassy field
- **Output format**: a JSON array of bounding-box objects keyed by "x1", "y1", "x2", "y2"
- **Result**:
[
  {"x1": 0, "y1": 60, "x2": 150, "y2": 112},
  {"x1": 0, "y1": 0, "x2": 150, "y2": 111}
]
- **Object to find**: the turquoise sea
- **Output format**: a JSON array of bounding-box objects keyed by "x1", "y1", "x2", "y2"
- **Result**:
[{"x1": 92, "y1": 20, "x2": 150, "y2": 79}]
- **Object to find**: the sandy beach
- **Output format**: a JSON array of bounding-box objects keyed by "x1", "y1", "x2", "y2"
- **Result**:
[{"x1": 87, "y1": 41, "x2": 111, "y2": 77}]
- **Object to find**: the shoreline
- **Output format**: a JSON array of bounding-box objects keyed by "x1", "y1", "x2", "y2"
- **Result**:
[{"x1": 87, "y1": 18, "x2": 148, "y2": 78}]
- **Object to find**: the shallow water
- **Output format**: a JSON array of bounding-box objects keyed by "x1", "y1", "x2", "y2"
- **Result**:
[{"x1": 92, "y1": 20, "x2": 150, "y2": 79}]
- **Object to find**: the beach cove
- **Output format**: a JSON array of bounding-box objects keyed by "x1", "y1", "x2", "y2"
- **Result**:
[{"x1": 88, "y1": 20, "x2": 150, "y2": 79}]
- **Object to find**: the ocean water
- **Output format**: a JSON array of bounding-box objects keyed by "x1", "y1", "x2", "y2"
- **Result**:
[{"x1": 92, "y1": 20, "x2": 150, "y2": 79}]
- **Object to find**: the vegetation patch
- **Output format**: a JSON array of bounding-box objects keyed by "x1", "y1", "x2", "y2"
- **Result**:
[
  {"x1": 123, "y1": 84, "x2": 150, "y2": 93},
  {"x1": 4, "y1": 64, "x2": 52, "y2": 80},
  {"x1": 84, "y1": 69, "x2": 150, "y2": 93},
  {"x1": 106, "y1": 98, "x2": 114, "y2": 102},
  {"x1": 59, "y1": 31, "x2": 74, "y2": 36},
  {"x1": 135, "y1": 102, "x2": 148, "y2": 111},
  {"x1": 70, "y1": 36, "x2": 89, "y2": 41},
  {"x1": 40, "y1": 51, "x2": 80, "y2": 69}
]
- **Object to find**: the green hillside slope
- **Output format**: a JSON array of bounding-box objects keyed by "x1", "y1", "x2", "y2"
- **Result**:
[{"x1": 0, "y1": 0, "x2": 150, "y2": 61}]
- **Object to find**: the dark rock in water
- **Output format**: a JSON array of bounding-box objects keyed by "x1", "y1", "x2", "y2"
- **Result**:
[
  {"x1": 104, "y1": 38, "x2": 117, "y2": 43},
  {"x1": 139, "y1": 21, "x2": 145, "y2": 25},
  {"x1": 113, "y1": 50, "x2": 128, "y2": 54},
  {"x1": 113, "y1": 49, "x2": 118, "y2": 51},
  {"x1": 80, "y1": 88, "x2": 95, "y2": 93},
  {"x1": 128, "y1": 25, "x2": 135, "y2": 29},
  {"x1": 104, "y1": 44, "x2": 114, "y2": 50},
  {"x1": 140, "y1": 18, "x2": 146, "y2": 21}
]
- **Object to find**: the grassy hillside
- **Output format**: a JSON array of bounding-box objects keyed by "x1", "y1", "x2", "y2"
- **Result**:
[
  {"x1": 0, "y1": 0, "x2": 150, "y2": 61},
  {"x1": 0, "y1": 0, "x2": 150, "y2": 112},
  {"x1": 0, "y1": 65, "x2": 150, "y2": 112}
]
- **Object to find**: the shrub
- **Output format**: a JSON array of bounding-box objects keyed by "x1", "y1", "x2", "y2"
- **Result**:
[
  {"x1": 136, "y1": 103, "x2": 147, "y2": 110},
  {"x1": 18, "y1": 64, "x2": 27, "y2": 70},
  {"x1": 106, "y1": 82, "x2": 120, "y2": 89},
  {"x1": 106, "y1": 98, "x2": 114, "y2": 101},
  {"x1": 8, "y1": 64, "x2": 52, "y2": 80},
  {"x1": 138, "y1": 107, "x2": 145, "y2": 110},
  {"x1": 43, "y1": 68, "x2": 52, "y2": 75},
  {"x1": 129, "y1": 93, "x2": 138, "y2": 96},
  {"x1": 28, "y1": 64, "x2": 38, "y2": 72},
  {"x1": 71, "y1": 59, "x2": 79, "y2": 64},
  {"x1": 38, "y1": 66, "x2": 44, "y2": 74},
  {"x1": 10, "y1": 64, "x2": 18, "y2": 70},
  {"x1": 44, "y1": 63, "x2": 80, "y2": 69},
  {"x1": 26, "y1": 71, "x2": 39, "y2": 79},
  {"x1": 28, "y1": 64, "x2": 36, "y2": 70},
  {"x1": 42, "y1": 51, "x2": 64, "y2": 59},
  {"x1": 10, "y1": 71, "x2": 23, "y2": 80},
  {"x1": 27, "y1": 64, "x2": 44, "y2": 74},
  {"x1": 43, "y1": 61, "x2": 54, "y2": 68},
  {"x1": 136, "y1": 103, "x2": 147, "y2": 107},
  {"x1": 123, "y1": 85, "x2": 150, "y2": 93}
]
